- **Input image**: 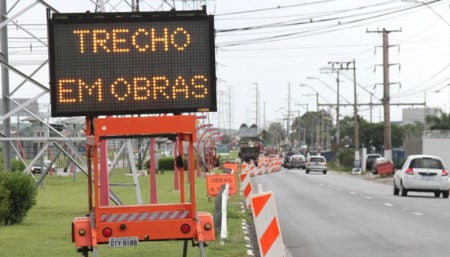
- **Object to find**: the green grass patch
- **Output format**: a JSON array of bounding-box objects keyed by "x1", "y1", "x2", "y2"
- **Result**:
[{"x1": 0, "y1": 170, "x2": 249, "y2": 257}]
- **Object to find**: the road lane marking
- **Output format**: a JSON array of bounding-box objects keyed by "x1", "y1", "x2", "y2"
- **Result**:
[
  {"x1": 384, "y1": 203, "x2": 393, "y2": 207},
  {"x1": 412, "y1": 212, "x2": 423, "y2": 216}
]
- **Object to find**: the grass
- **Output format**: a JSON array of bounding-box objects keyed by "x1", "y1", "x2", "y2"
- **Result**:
[{"x1": 0, "y1": 168, "x2": 249, "y2": 257}]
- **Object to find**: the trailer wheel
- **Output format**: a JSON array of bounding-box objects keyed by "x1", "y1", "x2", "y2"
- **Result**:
[{"x1": 76, "y1": 247, "x2": 90, "y2": 257}]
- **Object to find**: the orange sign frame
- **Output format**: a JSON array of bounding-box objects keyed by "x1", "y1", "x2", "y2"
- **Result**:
[{"x1": 72, "y1": 115, "x2": 215, "y2": 255}]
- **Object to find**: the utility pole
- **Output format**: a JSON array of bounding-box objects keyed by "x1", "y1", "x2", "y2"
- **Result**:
[
  {"x1": 336, "y1": 72, "x2": 340, "y2": 145},
  {"x1": 324, "y1": 64, "x2": 341, "y2": 145},
  {"x1": 253, "y1": 82, "x2": 259, "y2": 131},
  {"x1": 263, "y1": 101, "x2": 266, "y2": 131},
  {"x1": 227, "y1": 85, "x2": 232, "y2": 134},
  {"x1": 329, "y1": 60, "x2": 359, "y2": 168},
  {"x1": 315, "y1": 92, "x2": 321, "y2": 151},
  {"x1": 287, "y1": 82, "x2": 291, "y2": 145},
  {"x1": 367, "y1": 28, "x2": 402, "y2": 161},
  {"x1": 318, "y1": 69, "x2": 342, "y2": 145}
]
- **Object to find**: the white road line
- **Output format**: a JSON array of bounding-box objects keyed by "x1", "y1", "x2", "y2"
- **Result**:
[
  {"x1": 384, "y1": 203, "x2": 394, "y2": 207},
  {"x1": 412, "y1": 212, "x2": 424, "y2": 216},
  {"x1": 365, "y1": 196, "x2": 372, "y2": 199}
]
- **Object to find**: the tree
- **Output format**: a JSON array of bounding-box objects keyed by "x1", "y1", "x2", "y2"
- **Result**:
[
  {"x1": 338, "y1": 115, "x2": 418, "y2": 152},
  {"x1": 266, "y1": 122, "x2": 285, "y2": 146},
  {"x1": 425, "y1": 110, "x2": 450, "y2": 130},
  {"x1": 291, "y1": 111, "x2": 325, "y2": 147}
]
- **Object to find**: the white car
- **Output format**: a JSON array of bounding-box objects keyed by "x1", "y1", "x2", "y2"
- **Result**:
[
  {"x1": 393, "y1": 154, "x2": 449, "y2": 198},
  {"x1": 305, "y1": 155, "x2": 327, "y2": 174}
]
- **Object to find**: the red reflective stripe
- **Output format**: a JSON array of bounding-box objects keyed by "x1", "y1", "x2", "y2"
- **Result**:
[
  {"x1": 260, "y1": 217, "x2": 280, "y2": 256},
  {"x1": 252, "y1": 193, "x2": 271, "y2": 218},
  {"x1": 101, "y1": 211, "x2": 189, "y2": 222},
  {"x1": 243, "y1": 183, "x2": 252, "y2": 198},
  {"x1": 240, "y1": 172, "x2": 247, "y2": 183}
]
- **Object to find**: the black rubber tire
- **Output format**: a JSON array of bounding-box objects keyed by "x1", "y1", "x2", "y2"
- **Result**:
[
  {"x1": 434, "y1": 191, "x2": 441, "y2": 198},
  {"x1": 305, "y1": 170, "x2": 309, "y2": 174},
  {"x1": 393, "y1": 182, "x2": 399, "y2": 195},
  {"x1": 400, "y1": 181, "x2": 408, "y2": 197},
  {"x1": 442, "y1": 190, "x2": 449, "y2": 199}
]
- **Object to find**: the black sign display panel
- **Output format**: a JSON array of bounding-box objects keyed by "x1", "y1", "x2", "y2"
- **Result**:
[{"x1": 47, "y1": 10, "x2": 216, "y2": 117}]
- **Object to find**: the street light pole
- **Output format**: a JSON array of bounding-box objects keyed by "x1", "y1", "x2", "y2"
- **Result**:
[{"x1": 307, "y1": 76, "x2": 341, "y2": 144}]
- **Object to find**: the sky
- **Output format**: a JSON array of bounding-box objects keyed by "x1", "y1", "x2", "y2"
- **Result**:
[{"x1": 3, "y1": 0, "x2": 450, "y2": 131}]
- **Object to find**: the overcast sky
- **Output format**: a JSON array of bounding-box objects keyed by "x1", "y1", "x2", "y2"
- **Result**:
[{"x1": 4, "y1": 0, "x2": 450, "y2": 130}]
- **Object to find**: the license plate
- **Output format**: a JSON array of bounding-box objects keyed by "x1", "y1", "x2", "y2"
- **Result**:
[
  {"x1": 109, "y1": 237, "x2": 139, "y2": 248},
  {"x1": 420, "y1": 175, "x2": 434, "y2": 181}
]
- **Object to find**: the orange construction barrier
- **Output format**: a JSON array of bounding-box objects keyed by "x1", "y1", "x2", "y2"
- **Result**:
[
  {"x1": 249, "y1": 160, "x2": 256, "y2": 177},
  {"x1": 251, "y1": 191, "x2": 285, "y2": 257},
  {"x1": 257, "y1": 160, "x2": 263, "y2": 175},
  {"x1": 239, "y1": 172, "x2": 253, "y2": 208},
  {"x1": 241, "y1": 162, "x2": 249, "y2": 173},
  {"x1": 224, "y1": 162, "x2": 239, "y2": 173},
  {"x1": 375, "y1": 161, "x2": 394, "y2": 176}
]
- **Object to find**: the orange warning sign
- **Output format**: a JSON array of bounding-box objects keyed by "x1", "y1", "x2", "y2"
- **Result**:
[
  {"x1": 223, "y1": 162, "x2": 239, "y2": 173},
  {"x1": 206, "y1": 174, "x2": 237, "y2": 197}
]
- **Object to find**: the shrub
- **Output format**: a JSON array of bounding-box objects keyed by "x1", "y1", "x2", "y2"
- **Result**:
[
  {"x1": 0, "y1": 172, "x2": 37, "y2": 225},
  {"x1": 157, "y1": 156, "x2": 189, "y2": 171},
  {"x1": 0, "y1": 184, "x2": 10, "y2": 222},
  {"x1": 335, "y1": 148, "x2": 355, "y2": 170},
  {"x1": 11, "y1": 160, "x2": 26, "y2": 172},
  {"x1": 143, "y1": 156, "x2": 198, "y2": 172}
]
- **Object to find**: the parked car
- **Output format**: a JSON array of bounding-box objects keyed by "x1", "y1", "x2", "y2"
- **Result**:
[
  {"x1": 286, "y1": 154, "x2": 306, "y2": 169},
  {"x1": 365, "y1": 153, "x2": 382, "y2": 171},
  {"x1": 371, "y1": 157, "x2": 393, "y2": 175},
  {"x1": 305, "y1": 155, "x2": 327, "y2": 174},
  {"x1": 393, "y1": 154, "x2": 449, "y2": 198},
  {"x1": 282, "y1": 153, "x2": 293, "y2": 168},
  {"x1": 31, "y1": 161, "x2": 56, "y2": 175}
]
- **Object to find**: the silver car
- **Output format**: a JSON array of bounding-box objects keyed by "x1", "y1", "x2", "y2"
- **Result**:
[
  {"x1": 393, "y1": 154, "x2": 449, "y2": 198},
  {"x1": 305, "y1": 155, "x2": 327, "y2": 174}
]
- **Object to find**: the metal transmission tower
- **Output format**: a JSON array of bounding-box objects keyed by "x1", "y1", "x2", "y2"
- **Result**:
[
  {"x1": 182, "y1": 0, "x2": 208, "y2": 10},
  {"x1": 0, "y1": 0, "x2": 214, "y2": 178},
  {"x1": 252, "y1": 82, "x2": 260, "y2": 131}
]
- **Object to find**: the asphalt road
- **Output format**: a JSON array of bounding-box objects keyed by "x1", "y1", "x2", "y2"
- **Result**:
[{"x1": 251, "y1": 169, "x2": 450, "y2": 257}]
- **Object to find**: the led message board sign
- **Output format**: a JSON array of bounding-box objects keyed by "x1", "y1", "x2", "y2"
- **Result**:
[{"x1": 47, "y1": 10, "x2": 216, "y2": 117}]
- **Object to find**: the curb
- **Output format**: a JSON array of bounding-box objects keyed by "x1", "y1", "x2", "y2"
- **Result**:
[{"x1": 241, "y1": 202, "x2": 257, "y2": 257}]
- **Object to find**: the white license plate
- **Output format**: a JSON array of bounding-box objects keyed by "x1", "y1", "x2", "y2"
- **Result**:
[
  {"x1": 109, "y1": 237, "x2": 139, "y2": 248},
  {"x1": 420, "y1": 175, "x2": 434, "y2": 181}
]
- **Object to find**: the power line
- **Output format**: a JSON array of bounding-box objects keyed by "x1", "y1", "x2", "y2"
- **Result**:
[{"x1": 216, "y1": 1, "x2": 442, "y2": 47}]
